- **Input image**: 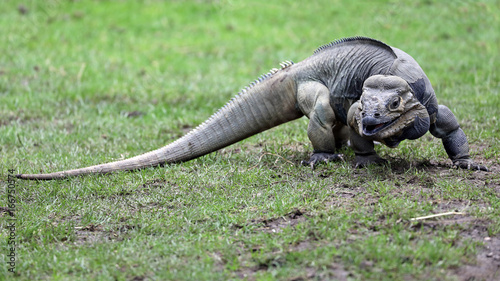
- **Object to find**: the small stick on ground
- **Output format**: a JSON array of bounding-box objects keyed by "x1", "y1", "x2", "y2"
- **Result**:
[{"x1": 410, "y1": 211, "x2": 465, "y2": 221}]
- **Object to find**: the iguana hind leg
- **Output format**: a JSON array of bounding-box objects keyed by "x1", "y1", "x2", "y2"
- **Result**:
[{"x1": 297, "y1": 81, "x2": 344, "y2": 169}]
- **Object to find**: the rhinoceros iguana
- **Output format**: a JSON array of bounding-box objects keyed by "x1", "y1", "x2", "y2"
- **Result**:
[{"x1": 16, "y1": 36, "x2": 487, "y2": 180}]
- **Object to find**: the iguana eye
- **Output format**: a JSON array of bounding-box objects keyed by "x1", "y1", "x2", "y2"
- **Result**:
[{"x1": 389, "y1": 96, "x2": 401, "y2": 110}]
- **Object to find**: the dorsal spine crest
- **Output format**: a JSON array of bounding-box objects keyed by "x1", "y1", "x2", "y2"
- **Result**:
[
  {"x1": 279, "y1": 60, "x2": 294, "y2": 69},
  {"x1": 185, "y1": 60, "x2": 295, "y2": 139},
  {"x1": 237, "y1": 60, "x2": 294, "y2": 95},
  {"x1": 313, "y1": 36, "x2": 394, "y2": 55}
]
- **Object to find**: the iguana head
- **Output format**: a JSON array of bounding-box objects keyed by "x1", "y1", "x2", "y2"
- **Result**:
[{"x1": 347, "y1": 75, "x2": 430, "y2": 148}]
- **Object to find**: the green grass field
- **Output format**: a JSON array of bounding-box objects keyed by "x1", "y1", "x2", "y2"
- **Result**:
[{"x1": 1, "y1": 0, "x2": 500, "y2": 280}]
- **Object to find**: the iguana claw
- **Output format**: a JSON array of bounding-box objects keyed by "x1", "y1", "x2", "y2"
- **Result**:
[
  {"x1": 453, "y1": 158, "x2": 488, "y2": 172},
  {"x1": 301, "y1": 153, "x2": 344, "y2": 170},
  {"x1": 354, "y1": 154, "x2": 388, "y2": 168}
]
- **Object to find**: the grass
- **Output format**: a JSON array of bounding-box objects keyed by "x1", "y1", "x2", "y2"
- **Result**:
[{"x1": 1, "y1": 0, "x2": 500, "y2": 280}]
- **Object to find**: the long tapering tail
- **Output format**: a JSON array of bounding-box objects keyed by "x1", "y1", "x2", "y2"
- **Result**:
[{"x1": 17, "y1": 63, "x2": 302, "y2": 180}]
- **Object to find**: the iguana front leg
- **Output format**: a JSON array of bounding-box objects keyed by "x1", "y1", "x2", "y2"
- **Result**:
[
  {"x1": 297, "y1": 81, "x2": 344, "y2": 169},
  {"x1": 347, "y1": 101, "x2": 387, "y2": 167},
  {"x1": 430, "y1": 105, "x2": 488, "y2": 171},
  {"x1": 349, "y1": 127, "x2": 388, "y2": 167}
]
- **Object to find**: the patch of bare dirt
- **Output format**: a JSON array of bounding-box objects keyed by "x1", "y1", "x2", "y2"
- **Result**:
[
  {"x1": 0, "y1": 114, "x2": 23, "y2": 127},
  {"x1": 228, "y1": 209, "x2": 353, "y2": 280},
  {"x1": 253, "y1": 209, "x2": 306, "y2": 233},
  {"x1": 454, "y1": 222, "x2": 500, "y2": 281},
  {"x1": 230, "y1": 246, "x2": 351, "y2": 281},
  {"x1": 124, "y1": 110, "x2": 145, "y2": 118},
  {"x1": 230, "y1": 245, "x2": 351, "y2": 281},
  {"x1": 48, "y1": 213, "x2": 139, "y2": 245},
  {"x1": 72, "y1": 222, "x2": 139, "y2": 245},
  {"x1": 285, "y1": 264, "x2": 351, "y2": 281},
  {"x1": 74, "y1": 223, "x2": 105, "y2": 245}
]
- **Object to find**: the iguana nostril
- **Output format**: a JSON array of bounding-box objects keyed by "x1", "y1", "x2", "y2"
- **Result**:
[{"x1": 374, "y1": 113, "x2": 381, "y2": 118}]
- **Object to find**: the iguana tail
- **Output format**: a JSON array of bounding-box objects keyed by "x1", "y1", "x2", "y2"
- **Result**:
[{"x1": 17, "y1": 63, "x2": 302, "y2": 180}]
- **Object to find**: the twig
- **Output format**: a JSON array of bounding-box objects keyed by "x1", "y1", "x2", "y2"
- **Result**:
[{"x1": 410, "y1": 211, "x2": 465, "y2": 221}]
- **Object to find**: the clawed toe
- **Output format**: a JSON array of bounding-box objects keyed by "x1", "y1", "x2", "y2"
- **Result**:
[
  {"x1": 302, "y1": 153, "x2": 344, "y2": 170},
  {"x1": 453, "y1": 159, "x2": 488, "y2": 172},
  {"x1": 354, "y1": 154, "x2": 387, "y2": 168}
]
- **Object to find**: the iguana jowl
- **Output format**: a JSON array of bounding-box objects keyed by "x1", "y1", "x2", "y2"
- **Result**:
[{"x1": 17, "y1": 37, "x2": 487, "y2": 180}]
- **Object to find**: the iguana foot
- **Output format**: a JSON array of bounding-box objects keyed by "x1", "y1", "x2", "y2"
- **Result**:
[
  {"x1": 354, "y1": 154, "x2": 388, "y2": 168},
  {"x1": 453, "y1": 158, "x2": 488, "y2": 171},
  {"x1": 301, "y1": 153, "x2": 344, "y2": 170}
]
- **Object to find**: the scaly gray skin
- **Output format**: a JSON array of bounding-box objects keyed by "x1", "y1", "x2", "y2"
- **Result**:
[{"x1": 16, "y1": 37, "x2": 487, "y2": 180}]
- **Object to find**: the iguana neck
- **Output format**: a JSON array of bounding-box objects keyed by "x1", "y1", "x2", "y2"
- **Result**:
[{"x1": 308, "y1": 41, "x2": 397, "y2": 94}]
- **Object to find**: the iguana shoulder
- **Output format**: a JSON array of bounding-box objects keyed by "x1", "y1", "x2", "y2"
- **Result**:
[{"x1": 387, "y1": 47, "x2": 438, "y2": 122}]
